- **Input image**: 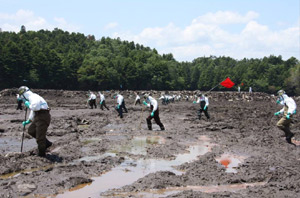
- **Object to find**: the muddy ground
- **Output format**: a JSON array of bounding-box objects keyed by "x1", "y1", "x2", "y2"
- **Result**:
[{"x1": 0, "y1": 89, "x2": 300, "y2": 198}]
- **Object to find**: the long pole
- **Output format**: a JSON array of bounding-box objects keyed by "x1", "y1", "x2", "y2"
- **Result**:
[
  {"x1": 139, "y1": 107, "x2": 144, "y2": 130},
  {"x1": 206, "y1": 83, "x2": 220, "y2": 93},
  {"x1": 20, "y1": 108, "x2": 27, "y2": 152},
  {"x1": 204, "y1": 77, "x2": 230, "y2": 94}
]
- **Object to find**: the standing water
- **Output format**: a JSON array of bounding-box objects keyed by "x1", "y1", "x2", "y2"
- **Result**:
[{"x1": 56, "y1": 136, "x2": 211, "y2": 198}]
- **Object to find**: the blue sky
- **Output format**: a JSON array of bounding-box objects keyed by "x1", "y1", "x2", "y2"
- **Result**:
[{"x1": 1, "y1": 0, "x2": 299, "y2": 62}]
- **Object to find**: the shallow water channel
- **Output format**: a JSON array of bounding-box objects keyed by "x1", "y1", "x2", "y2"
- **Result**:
[{"x1": 56, "y1": 136, "x2": 211, "y2": 198}]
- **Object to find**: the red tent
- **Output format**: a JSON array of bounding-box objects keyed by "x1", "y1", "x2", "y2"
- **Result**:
[{"x1": 220, "y1": 77, "x2": 235, "y2": 88}]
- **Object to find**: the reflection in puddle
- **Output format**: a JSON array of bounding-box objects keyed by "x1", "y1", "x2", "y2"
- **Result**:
[
  {"x1": 72, "y1": 153, "x2": 116, "y2": 164},
  {"x1": 69, "y1": 182, "x2": 92, "y2": 192},
  {"x1": 56, "y1": 137, "x2": 211, "y2": 198},
  {"x1": 115, "y1": 136, "x2": 166, "y2": 155},
  {"x1": 118, "y1": 182, "x2": 267, "y2": 197},
  {"x1": 216, "y1": 154, "x2": 246, "y2": 173}
]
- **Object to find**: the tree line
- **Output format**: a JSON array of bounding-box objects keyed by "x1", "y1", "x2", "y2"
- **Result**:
[{"x1": 0, "y1": 27, "x2": 299, "y2": 95}]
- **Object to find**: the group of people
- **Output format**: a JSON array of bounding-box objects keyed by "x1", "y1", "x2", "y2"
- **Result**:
[
  {"x1": 87, "y1": 91, "x2": 109, "y2": 110},
  {"x1": 16, "y1": 85, "x2": 297, "y2": 158},
  {"x1": 112, "y1": 92, "x2": 165, "y2": 132},
  {"x1": 17, "y1": 87, "x2": 168, "y2": 157}
]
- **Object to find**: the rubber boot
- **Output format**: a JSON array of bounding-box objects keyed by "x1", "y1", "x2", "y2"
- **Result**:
[
  {"x1": 286, "y1": 132, "x2": 294, "y2": 144},
  {"x1": 197, "y1": 110, "x2": 201, "y2": 120},
  {"x1": 46, "y1": 139, "x2": 53, "y2": 149},
  {"x1": 146, "y1": 118, "x2": 152, "y2": 130},
  {"x1": 38, "y1": 149, "x2": 46, "y2": 157}
]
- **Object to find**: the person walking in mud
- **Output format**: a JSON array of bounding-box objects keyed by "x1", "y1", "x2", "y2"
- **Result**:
[
  {"x1": 274, "y1": 90, "x2": 297, "y2": 144},
  {"x1": 18, "y1": 86, "x2": 52, "y2": 157},
  {"x1": 193, "y1": 93, "x2": 210, "y2": 120},
  {"x1": 87, "y1": 91, "x2": 97, "y2": 109},
  {"x1": 143, "y1": 93, "x2": 165, "y2": 131},
  {"x1": 16, "y1": 94, "x2": 23, "y2": 110},
  {"x1": 98, "y1": 91, "x2": 109, "y2": 110},
  {"x1": 134, "y1": 92, "x2": 141, "y2": 105},
  {"x1": 114, "y1": 93, "x2": 128, "y2": 118}
]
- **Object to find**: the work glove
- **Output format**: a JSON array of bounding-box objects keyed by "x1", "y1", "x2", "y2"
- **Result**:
[
  {"x1": 22, "y1": 120, "x2": 31, "y2": 126},
  {"x1": 100, "y1": 101, "x2": 103, "y2": 105},
  {"x1": 151, "y1": 111, "x2": 154, "y2": 117},
  {"x1": 117, "y1": 104, "x2": 120, "y2": 109},
  {"x1": 24, "y1": 101, "x2": 30, "y2": 108},
  {"x1": 193, "y1": 101, "x2": 196, "y2": 104},
  {"x1": 204, "y1": 105, "x2": 207, "y2": 110},
  {"x1": 286, "y1": 113, "x2": 291, "y2": 119},
  {"x1": 143, "y1": 101, "x2": 148, "y2": 106},
  {"x1": 293, "y1": 110, "x2": 297, "y2": 115},
  {"x1": 274, "y1": 111, "x2": 281, "y2": 116}
]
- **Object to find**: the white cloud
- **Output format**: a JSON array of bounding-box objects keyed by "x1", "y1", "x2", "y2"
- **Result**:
[
  {"x1": 112, "y1": 11, "x2": 299, "y2": 61},
  {"x1": 54, "y1": 17, "x2": 80, "y2": 32},
  {"x1": 1, "y1": 9, "x2": 298, "y2": 61},
  {"x1": 192, "y1": 11, "x2": 259, "y2": 25},
  {"x1": 0, "y1": 9, "x2": 80, "y2": 32},
  {"x1": 104, "y1": 22, "x2": 118, "y2": 30}
]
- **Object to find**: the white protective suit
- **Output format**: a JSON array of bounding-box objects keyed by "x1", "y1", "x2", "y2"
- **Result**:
[
  {"x1": 135, "y1": 95, "x2": 140, "y2": 101},
  {"x1": 99, "y1": 92, "x2": 105, "y2": 103},
  {"x1": 116, "y1": 94, "x2": 124, "y2": 105},
  {"x1": 278, "y1": 94, "x2": 297, "y2": 115},
  {"x1": 21, "y1": 90, "x2": 49, "y2": 121},
  {"x1": 88, "y1": 93, "x2": 96, "y2": 100},
  {"x1": 145, "y1": 96, "x2": 158, "y2": 112},
  {"x1": 196, "y1": 95, "x2": 209, "y2": 106}
]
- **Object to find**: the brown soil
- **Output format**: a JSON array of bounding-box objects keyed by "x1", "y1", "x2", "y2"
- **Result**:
[{"x1": 0, "y1": 89, "x2": 300, "y2": 198}]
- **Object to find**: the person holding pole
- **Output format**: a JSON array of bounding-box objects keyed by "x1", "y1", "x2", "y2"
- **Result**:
[
  {"x1": 18, "y1": 86, "x2": 52, "y2": 157},
  {"x1": 193, "y1": 93, "x2": 210, "y2": 120},
  {"x1": 20, "y1": 107, "x2": 27, "y2": 152},
  {"x1": 143, "y1": 93, "x2": 165, "y2": 131}
]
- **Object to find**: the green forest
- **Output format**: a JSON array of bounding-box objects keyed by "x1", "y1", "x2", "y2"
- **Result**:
[{"x1": 1, "y1": 27, "x2": 299, "y2": 95}]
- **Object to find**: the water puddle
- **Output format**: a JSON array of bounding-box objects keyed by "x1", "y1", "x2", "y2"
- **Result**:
[
  {"x1": 114, "y1": 182, "x2": 267, "y2": 197},
  {"x1": 80, "y1": 137, "x2": 102, "y2": 145},
  {"x1": 0, "y1": 136, "x2": 36, "y2": 154},
  {"x1": 216, "y1": 154, "x2": 246, "y2": 173},
  {"x1": 75, "y1": 136, "x2": 165, "y2": 163},
  {"x1": 56, "y1": 136, "x2": 211, "y2": 198},
  {"x1": 103, "y1": 124, "x2": 127, "y2": 134},
  {"x1": 72, "y1": 153, "x2": 116, "y2": 164},
  {"x1": 112, "y1": 136, "x2": 166, "y2": 155},
  {"x1": 0, "y1": 165, "x2": 55, "y2": 179}
]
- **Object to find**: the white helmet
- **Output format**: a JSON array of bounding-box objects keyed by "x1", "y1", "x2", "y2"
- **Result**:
[
  {"x1": 143, "y1": 93, "x2": 149, "y2": 99},
  {"x1": 18, "y1": 86, "x2": 29, "y2": 95},
  {"x1": 277, "y1": 90, "x2": 285, "y2": 96}
]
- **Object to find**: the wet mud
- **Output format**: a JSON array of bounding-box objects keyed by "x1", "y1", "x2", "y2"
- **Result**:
[{"x1": 0, "y1": 89, "x2": 300, "y2": 197}]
